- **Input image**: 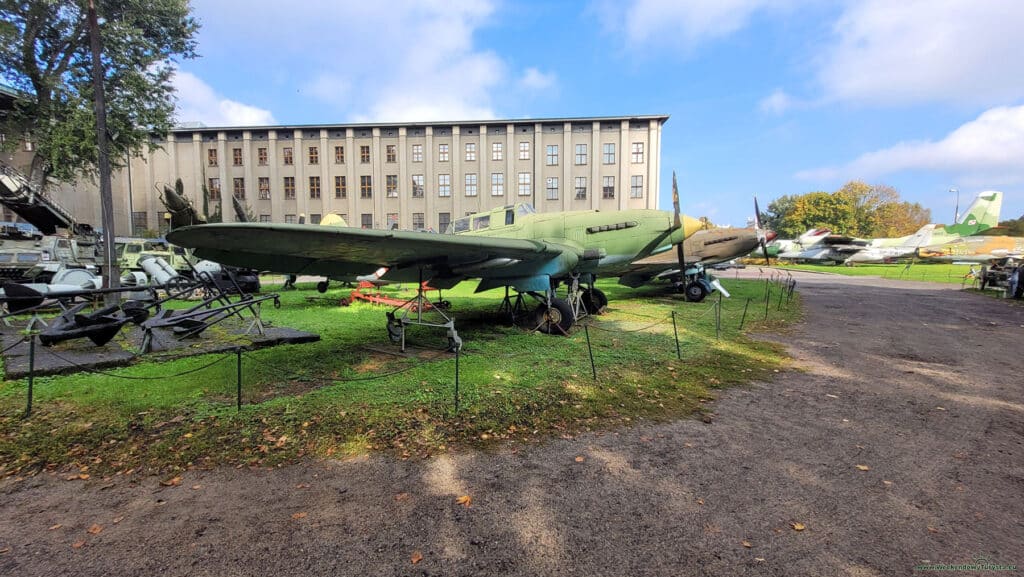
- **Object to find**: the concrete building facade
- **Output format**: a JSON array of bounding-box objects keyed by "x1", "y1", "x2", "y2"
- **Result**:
[{"x1": 4, "y1": 114, "x2": 668, "y2": 235}]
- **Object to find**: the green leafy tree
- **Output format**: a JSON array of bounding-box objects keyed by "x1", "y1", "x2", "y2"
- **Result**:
[
  {"x1": 765, "y1": 181, "x2": 930, "y2": 239},
  {"x1": 996, "y1": 216, "x2": 1024, "y2": 236},
  {"x1": 0, "y1": 0, "x2": 198, "y2": 188}
]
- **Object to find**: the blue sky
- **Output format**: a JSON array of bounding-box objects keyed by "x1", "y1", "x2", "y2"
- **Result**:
[{"x1": 171, "y1": 0, "x2": 1024, "y2": 228}]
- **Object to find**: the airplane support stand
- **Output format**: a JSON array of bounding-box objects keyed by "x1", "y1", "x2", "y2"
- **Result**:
[
  {"x1": 497, "y1": 286, "x2": 528, "y2": 325},
  {"x1": 386, "y1": 271, "x2": 462, "y2": 353}
]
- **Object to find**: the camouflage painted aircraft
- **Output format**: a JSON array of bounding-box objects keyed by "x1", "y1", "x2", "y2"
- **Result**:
[
  {"x1": 916, "y1": 235, "x2": 1024, "y2": 263},
  {"x1": 778, "y1": 191, "x2": 1002, "y2": 264},
  {"x1": 167, "y1": 178, "x2": 701, "y2": 346}
]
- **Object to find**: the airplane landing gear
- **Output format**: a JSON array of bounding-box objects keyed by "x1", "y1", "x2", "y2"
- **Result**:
[
  {"x1": 533, "y1": 298, "x2": 573, "y2": 334},
  {"x1": 316, "y1": 280, "x2": 330, "y2": 293},
  {"x1": 581, "y1": 287, "x2": 608, "y2": 313}
]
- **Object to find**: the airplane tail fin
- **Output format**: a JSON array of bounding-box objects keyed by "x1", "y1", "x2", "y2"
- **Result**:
[{"x1": 951, "y1": 191, "x2": 1002, "y2": 235}]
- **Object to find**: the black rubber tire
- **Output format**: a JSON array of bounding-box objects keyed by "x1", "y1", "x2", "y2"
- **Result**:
[
  {"x1": 534, "y1": 298, "x2": 574, "y2": 335},
  {"x1": 581, "y1": 287, "x2": 608, "y2": 314},
  {"x1": 684, "y1": 281, "x2": 708, "y2": 302},
  {"x1": 316, "y1": 280, "x2": 329, "y2": 293},
  {"x1": 979, "y1": 266, "x2": 989, "y2": 290}
]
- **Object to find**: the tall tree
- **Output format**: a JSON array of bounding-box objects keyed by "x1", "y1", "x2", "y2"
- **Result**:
[{"x1": 0, "y1": 0, "x2": 198, "y2": 188}]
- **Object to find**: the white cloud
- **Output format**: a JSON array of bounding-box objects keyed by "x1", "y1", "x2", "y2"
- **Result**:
[
  {"x1": 593, "y1": 0, "x2": 798, "y2": 49},
  {"x1": 759, "y1": 89, "x2": 794, "y2": 115},
  {"x1": 796, "y1": 105, "x2": 1024, "y2": 184},
  {"x1": 172, "y1": 70, "x2": 275, "y2": 126},
  {"x1": 818, "y1": 0, "x2": 1024, "y2": 106},
  {"x1": 520, "y1": 68, "x2": 557, "y2": 91}
]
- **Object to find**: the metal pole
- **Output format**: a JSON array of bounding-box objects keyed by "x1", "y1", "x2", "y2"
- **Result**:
[
  {"x1": 584, "y1": 324, "x2": 597, "y2": 380},
  {"x1": 738, "y1": 297, "x2": 751, "y2": 330},
  {"x1": 236, "y1": 347, "x2": 242, "y2": 411},
  {"x1": 716, "y1": 293, "x2": 722, "y2": 339},
  {"x1": 454, "y1": 346, "x2": 460, "y2": 412},
  {"x1": 777, "y1": 282, "x2": 785, "y2": 310},
  {"x1": 764, "y1": 286, "x2": 771, "y2": 321},
  {"x1": 671, "y1": 311, "x2": 681, "y2": 360},
  {"x1": 24, "y1": 334, "x2": 36, "y2": 418}
]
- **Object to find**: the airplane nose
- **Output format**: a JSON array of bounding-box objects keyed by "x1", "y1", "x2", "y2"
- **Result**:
[{"x1": 765, "y1": 231, "x2": 777, "y2": 242}]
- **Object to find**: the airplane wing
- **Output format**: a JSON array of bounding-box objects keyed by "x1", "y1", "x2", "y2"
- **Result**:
[{"x1": 166, "y1": 223, "x2": 569, "y2": 287}]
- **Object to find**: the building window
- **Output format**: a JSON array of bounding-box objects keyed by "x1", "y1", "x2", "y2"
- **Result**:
[
  {"x1": 258, "y1": 147, "x2": 268, "y2": 165},
  {"x1": 603, "y1": 143, "x2": 616, "y2": 164},
  {"x1": 575, "y1": 144, "x2": 587, "y2": 165},
  {"x1": 575, "y1": 176, "x2": 587, "y2": 200},
  {"x1": 360, "y1": 214, "x2": 372, "y2": 229},
  {"x1": 207, "y1": 178, "x2": 221, "y2": 200},
  {"x1": 386, "y1": 144, "x2": 396, "y2": 163},
  {"x1": 519, "y1": 141, "x2": 530, "y2": 160},
  {"x1": 334, "y1": 145, "x2": 345, "y2": 164},
  {"x1": 360, "y1": 145, "x2": 370, "y2": 163},
  {"x1": 308, "y1": 146, "x2": 319, "y2": 164},
  {"x1": 386, "y1": 213, "x2": 399, "y2": 228},
  {"x1": 465, "y1": 143, "x2": 476, "y2": 161},
  {"x1": 438, "y1": 174, "x2": 451, "y2": 197},
  {"x1": 309, "y1": 176, "x2": 321, "y2": 199},
  {"x1": 492, "y1": 142, "x2": 503, "y2": 161},
  {"x1": 631, "y1": 142, "x2": 644, "y2": 163},
  {"x1": 360, "y1": 175, "x2": 372, "y2": 198},
  {"x1": 258, "y1": 177, "x2": 270, "y2": 200},
  {"x1": 518, "y1": 172, "x2": 531, "y2": 196},
  {"x1": 438, "y1": 144, "x2": 449, "y2": 162},
  {"x1": 386, "y1": 174, "x2": 398, "y2": 197},
  {"x1": 207, "y1": 149, "x2": 218, "y2": 167},
  {"x1": 232, "y1": 177, "x2": 245, "y2": 199},
  {"x1": 465, "y1": 173, "x2": 477, "y2": 196},
  {"x1": 131, "y1": 211, "x2": 147, "y2": 236},
  {"x1": 411, "y1": 144, "x2": 423, "y2": 162},
  {"x1": 546, "y1": 144, "x2": 558, "y2": 166},
  {"x1": 491, "y1": 173, "x2": 504, "y2": 196},
  {"x1": 232, "y1": 147, "x2": 242, "y2": 166},
  {"x1": 283, "y1": 147, "x2": 293, "y2": 165},
  {"x1": 602, "y1": 176, "x2": 615, "y2": 199},
  {"x1": 546, "y1": 177, "x2": 558, "y2": 200},
  {"x1": 310, "y1": 214, "x2": 322, "y2": 225},
  {"x1": 412, "y1": 212, "x2": 425, "y2": 230},
  {"x1": 630, "y1": 175, "x2": 643, "y2": 198},
  {"x1": 259, "y1": 214, "x2": 271, "y2": 223},
  {"x1": 439, "y1": 212, "x2": 451, "y2": 233},
  {"x1": 411, "y1": 175, "x2": 424, "y2": 198},
  {"x1": 284, "y1": 176, "x2": 295, "y2": 199},
  {"x1": 335, "y1": 175, "x2": 347, "y2": 198},
  {"x1": 285, "y1": 214, "x2": 297, "y2": 224}
]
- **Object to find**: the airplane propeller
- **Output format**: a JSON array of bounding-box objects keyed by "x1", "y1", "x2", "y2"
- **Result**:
[
  {"x1": 673, "y1": 172, "x2": 687, "y2": 277},
  {"x1": 753, "y1": 195, "x2": 771, "y2": 265}
]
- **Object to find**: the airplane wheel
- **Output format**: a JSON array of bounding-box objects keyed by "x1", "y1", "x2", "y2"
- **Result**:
[
  {"x1": 386, "y1": 318, "x2": 403, "y2": 343},
  {"x1": 316, "y1": 281, "x2": 329, "y2": 293},
  {"x1": 534, "y1": 298, "x2": 574, "y2": 335},
  {"x1": 581, "y1": 288, "x2": 608, "y2": 314},
  {"x1": 979, "y1": 266, "x2": 989, "y2": 290},
  {"x1": 683, "y1": 281, "x2": 708, "y2": 302}
]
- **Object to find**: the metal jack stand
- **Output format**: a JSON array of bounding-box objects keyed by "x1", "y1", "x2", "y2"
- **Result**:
[{"x1": 385, "y1": 269, "x2": 462, "y2": 353}]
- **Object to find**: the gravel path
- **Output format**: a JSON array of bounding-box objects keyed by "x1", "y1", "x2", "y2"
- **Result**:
[{"x1": 2, "y1": 271, "x2": 1022, "y2": 576}]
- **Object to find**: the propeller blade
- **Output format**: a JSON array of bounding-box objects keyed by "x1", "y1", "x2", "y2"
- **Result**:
[
  {"x1": 754, "y1": 195, "x2": 771, "y2": 265},
  {"x1": 673, "y1": 172, "x2": 686, "y2": 277}
]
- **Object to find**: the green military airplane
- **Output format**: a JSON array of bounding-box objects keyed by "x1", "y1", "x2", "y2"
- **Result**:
[
  {"x1": 167, "y1": 175, "x2": 701, "y2": 348},
  {"x1": 916, "y1": 234, "x2": 1024, "y2": 263}
]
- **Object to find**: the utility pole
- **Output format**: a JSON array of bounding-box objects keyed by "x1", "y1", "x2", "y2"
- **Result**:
[
  {"x1": 950, "y1": 187, "x2": 960, "y2": 224},
  {"x1": 88, "y1": 0, "x2": 120, "y2": 303}
]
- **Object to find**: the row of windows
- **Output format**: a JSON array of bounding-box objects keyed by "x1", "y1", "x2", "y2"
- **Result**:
[
  {"x1": 132, "y1": 210, "x2": 465, "y2": 234},
  {"x1": 206, "y1": 174, "x2": 644, "y2": 201},
  {"x1": 206, "y1": 142, "x2": 644, "y2": 168}
]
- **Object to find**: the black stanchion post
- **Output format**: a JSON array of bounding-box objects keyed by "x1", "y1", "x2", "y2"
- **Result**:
[
  {"x1": 671, "y1": 311, "x2": 681, "y2": 360},
  {"x1": 454, "y1": 347, "x2": 460, "y2": 413},
  {"x1": 236, "y1": 347, "x2": 243, "y2": 411},
  {"x1": 584, "y1": 324, "x2": 597, "y2": 380},
  {"x1": 716, "y1": 292, "x2": 722, "y2": 340},
  {"x1": 24, "y1": 334, "x2": 36, "y2": 419},
  {"x1": 776, "y1": 282, "x2": 785, "y2": 310},
  {"x1": 739, "y1": 297, "x2": 751, "y2": 330},
  {"x1": 764, "y1": 285, "x2": 771, "y2": 321}
]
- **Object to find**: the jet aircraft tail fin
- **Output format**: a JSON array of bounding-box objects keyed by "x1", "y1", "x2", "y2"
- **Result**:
[{"x1": 950, "y1": 191, "x2": 1002, "y2": 235}]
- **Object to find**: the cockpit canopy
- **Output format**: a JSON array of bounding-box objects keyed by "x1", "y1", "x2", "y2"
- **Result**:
[{"x1": 447, "y1": 203, "x2": 536, "y2": 234}]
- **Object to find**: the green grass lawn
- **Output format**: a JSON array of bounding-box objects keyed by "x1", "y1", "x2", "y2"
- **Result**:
[
  {"x1": 779, "y1": 262, "x2": 979, "y2": 285},
  {"x1": 0, "y1": 276, "x2": 800, "y2": 478}
]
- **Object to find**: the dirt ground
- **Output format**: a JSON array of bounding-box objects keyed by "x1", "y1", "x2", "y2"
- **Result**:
[{"x1": 1, "y1": 270, "x2": 1022, "y2": 576}]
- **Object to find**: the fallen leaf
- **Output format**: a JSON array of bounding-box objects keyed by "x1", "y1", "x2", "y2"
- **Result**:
[
  {"x1": 791, "y1": 522, "x2": 806, "y2": 531},
  {"x1": 856, "y1": 464, "x2": 871, "y2": 471},
  {"x1": 78, "y1": 474, "x2": 90, "y2": 480},
  {"x1": 48, "y1": 524, "x2": 63, "y2": 531},
  {"x1": 87, "y1": 524, "x2": 103, "y2": 535},
  {"x1": 295, "y1": 483, "x2": 310, "y2": 489},
  {"x1": 0, "y1": 547, "x2": 10, "y2": 555},
  {"x1": 935, "y1": 407, "x2": 946, "y2": 411},
  {"x1": 191, "y1": 485, "x2": 201, "y2": 490},
  {"x1": 825, "y1": 394, "x2": 838, "y2": 399},
  {"x1": 394, "y1": 493, "x2": 410, "y2": 501},
  {"x1": 755, "y1": 557, "x2": 766, "y2": 562},
  {"x1": 275, "y1": 435, "x2": 288, "y2": 448},
  {"x1": 160, "y1": 476, "x2": 182, "y2": 487},
  {"x1": 742, "y1": 540, "x2": 752, "y2": 548},
  {"x1": 410, "y1": 551, "x2": 423, "y2": 564},
  {"x1": 574, "y1": 456, "x2": 585, "y2": 463},
  {"x1": 112, "y1": 516, "x2": 124, "y2": 524},
  {"x1": 456, "y1": 495, "x2": 472, "y2": 508},
  {"x1": 927, "y1": 526, "x2": 939, "y2": 533},
  {"x1": 72, "y1": 541, "x2": 86, "y2": 549},
  {"x1": 883, "y1": 480, "x2": 893, "y2": 486},
  {"x1": 696, "y1": 499, "x2": 704, "y2": 505},
  {"x1": 291, "y1": 512, "x2": 307, "y2": 520}
]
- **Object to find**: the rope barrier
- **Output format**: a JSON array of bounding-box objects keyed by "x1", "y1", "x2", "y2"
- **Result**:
[
  {"x1": 38, "y1": 346, "x2": 235, "y2": 380},
  {"x1": 1, "y1": 336, "x2": 28, "y2": 355}
]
